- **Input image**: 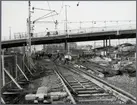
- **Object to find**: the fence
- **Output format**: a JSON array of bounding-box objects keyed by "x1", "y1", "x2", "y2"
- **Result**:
[
  {"x1": 2, "y1": 23, "x2": 136, "y2": 41},
  {"x1": 1, "y1": 53, "x2": 34, "y2": 91}
]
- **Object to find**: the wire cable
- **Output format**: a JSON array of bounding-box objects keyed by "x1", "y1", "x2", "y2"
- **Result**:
[
  {"x1": 47, "y1": 1, "x2": 55, "y2": 22},
  {"x1": 57, "y1": 1, "x2": 64, "y2": 26},
  {"x1": 58, "y1": 1, "x2": 64, "y2": 16}
]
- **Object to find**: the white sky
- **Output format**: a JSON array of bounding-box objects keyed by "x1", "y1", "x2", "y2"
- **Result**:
[{"x1": 1, "y1": 1, "x2": 136, "y2": 47}]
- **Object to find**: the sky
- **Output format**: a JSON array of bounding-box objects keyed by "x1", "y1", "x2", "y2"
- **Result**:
[{"x1": 1, "y1": 1, "x2": 136, "y2": 48}]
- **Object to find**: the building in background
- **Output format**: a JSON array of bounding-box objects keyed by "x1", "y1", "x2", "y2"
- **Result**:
[{"x1": 43, "y1": 42, "x2": 77, "y2": 53}]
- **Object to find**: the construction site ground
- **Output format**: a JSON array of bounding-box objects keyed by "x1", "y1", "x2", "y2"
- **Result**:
[
  {"x1": 105, "y1": 75, "x2": 136, "y2": 97},
  {"x1": 32, "y1": 58, "x2": 136, "y2": 97},
  {"x1": 18, "y1": 58, "x2": 68, "y2": 104}
]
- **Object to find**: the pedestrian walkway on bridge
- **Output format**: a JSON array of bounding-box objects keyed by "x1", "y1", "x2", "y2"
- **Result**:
[{"x1": 2, "y1": 20, "x2": 136, "y2": 41}]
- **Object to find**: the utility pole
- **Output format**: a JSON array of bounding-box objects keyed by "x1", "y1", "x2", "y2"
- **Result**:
[
  {"x1": 65, "y1": 5, "x2": 68, "y2": 34},
  {"x1": 104, "y1": 21, "x2": 106, "y2": 30},
  {"x1": 26, "y1": 1, "x2": 32, "y2": 70},
  {"x1": 2, "y1": 50, "x2": 5, "y2": 86},
  {"x1": 55, "y1": 20, "x2": 58, "y2": 34},
  {"x1": 28, "y1": 1, "x2": 31, "y2": 55},
  {"x1": 65, "y1": 5, "x2": 70, "y2": 54},
  {"x1": 9, "y1": 27, "x2": 11, "y2": 40}
]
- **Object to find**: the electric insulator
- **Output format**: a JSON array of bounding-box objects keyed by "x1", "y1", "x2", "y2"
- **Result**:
[
  {"x1": 77, "y1": 2, "x2": 79, "y2": 6},
  {"x1": 31, "y1": 33, "x2": 33, "y2": 37},
  {"x1": 55, "y1": 20, "x2": 58, "y2": 25},
  {"x1": 31, "y1": 27, "x2": 34, "y2": 30},
  {"x1": 27, "y1": 18, "x2": 28, "y2": 23}
]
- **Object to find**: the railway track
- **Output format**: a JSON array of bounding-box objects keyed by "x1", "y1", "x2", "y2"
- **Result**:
[
  {"x1": 3, "y1": 58, "x2": 136, "y2": 104},
  {"x1": 78, "y1": 59, "x2": 108, "y2": 72},
  {"x1": 53, "y1": 61, "x2": 136, "y2": 104},
  {"x1": 77, "y1": 59, "x2": 121, "y2": 77}
]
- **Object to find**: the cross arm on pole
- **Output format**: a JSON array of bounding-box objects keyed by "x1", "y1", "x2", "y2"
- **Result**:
[
  {"x1": 32, "y1": 7, "x2": 55, "y2": 12},
  {"x1": 33, "y1": 11, "x2": 58, "y2": 24}
]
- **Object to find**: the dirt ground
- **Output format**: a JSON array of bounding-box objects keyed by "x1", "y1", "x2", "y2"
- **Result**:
[
  {"x1": 105, "y1": 75, "x2": 136, "y2": 97},
  {"x1": 27, "y1": 59, "x2": 63, "y2": 93},
  {"x1": 28, "y1": 58, "x2": 136, "y2": 100}
]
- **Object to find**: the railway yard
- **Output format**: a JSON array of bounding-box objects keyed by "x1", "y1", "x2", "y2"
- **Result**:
[
  {"x1": 1, "y1": 45, "x2": 136, "y2": 104},
  {"x1": 1, "y1": 1, "x2": 136, "y2": 104}
]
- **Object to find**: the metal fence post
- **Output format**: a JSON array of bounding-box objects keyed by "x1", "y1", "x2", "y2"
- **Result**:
[
  {"x1": 1, "y1": 97, "x2": 5, "y2": 104},
  {"x1": 17, "y1": 64, "x2": 29, "y2": 81},
  {"x1": 4, "y1": 68, "x2": 22, "y2": 90},
  {"x1": 23, "y1": 44, "x2": 25, "y2": 72},
  {"x1": 15, "y1": 54, "x2": 18, "y2": 81}
]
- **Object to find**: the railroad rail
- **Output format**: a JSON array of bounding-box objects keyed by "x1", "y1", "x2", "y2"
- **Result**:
[
  {"x1": 2, "y1": 58, "x2": 136, "y2": 104},
  {"x1": 53, "y1": 61, "x2": 136, "y2": 104},
  {"x1": 76, "y1": 58, "x2": 118, "y2": 77}
]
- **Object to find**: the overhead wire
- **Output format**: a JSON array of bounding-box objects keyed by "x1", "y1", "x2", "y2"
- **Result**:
[
  {"x1": 56, "y1": 1, "x2": 64, "y2": 30},
  {"x1": 46, "y1": 1, "x2": 64, "y2": 21},
  {"x1": 58, "y1": 1, "x2": 64, "y2": 17},
  {"x1": 47, "y1": 1, "x2": 55, "y2": 22},
  {"x1": 33, "y1": 11, "x2": 55, "y2": 22},
  {"x1": 51, "y1": 1, "x2": 65, "y2": 30}
]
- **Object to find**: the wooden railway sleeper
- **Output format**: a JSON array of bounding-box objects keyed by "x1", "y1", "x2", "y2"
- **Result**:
[
  {"x1": 53, "y1": 65, "x2": 78, "y2": 96},
  {"x1": 68, "y1": 66, "x2": 136, "y2": 104}
]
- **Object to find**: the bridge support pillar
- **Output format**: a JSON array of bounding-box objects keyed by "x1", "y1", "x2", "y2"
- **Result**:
[
  {"x1": 103, "y1": 40, "x2": 105, "y2": 48},
  {"x1": 106, "y1": 39, "x2": 108, "y2": 56},
  {"x1": 108, "y1": 37, "x2": 111, "y2": 57},
  {"x1": 103, "y1": 40, "x2": 105, "y2": 56},
  {"x1": 109, "y1": 37, "x2": 111, "y2": 47},
  {"x1": 106, "y1": 39, "x2": 108, "y2": 47}
]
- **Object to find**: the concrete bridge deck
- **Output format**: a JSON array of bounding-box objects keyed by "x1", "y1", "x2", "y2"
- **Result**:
[{"x1": 2, "y1": 29, "x2": 136, "y2": 48}]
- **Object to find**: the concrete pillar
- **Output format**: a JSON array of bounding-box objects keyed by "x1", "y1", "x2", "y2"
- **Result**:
[
  {"x1": 103, "y1": 40, "x2": 105, "y2": 47},
  {"x1": 108, "y1": 37, "x2": 111, "y2": 57},
  {"x1": 106, "y1": 39, "x2": 108, "y2": 47},
  {"x1": 103, "y1": 40, "x2": 105, "y2": 56},
  {"x1": 106, "y1": 39, "x2": 108, "y2": 56},
  {"x1": 109, "y1": 37, "x2": 111, "y2": 47}
]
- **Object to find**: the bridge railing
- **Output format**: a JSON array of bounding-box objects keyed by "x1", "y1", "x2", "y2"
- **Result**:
[
  {"x1": 68, "y1": 24, "x2": 136, "y2": 35},
  {"x1": 14, "y1": 32, "x2": 28, "y2": 39},
  {"x1": 33, "y1": 24, "x2": 136, "y2": 37},
  {"x1": 3, "y1": 24, "x2": 136, "y2": 41},
  {"x1": 1, "y1": 54, "x2": 27, "y2": 89}
]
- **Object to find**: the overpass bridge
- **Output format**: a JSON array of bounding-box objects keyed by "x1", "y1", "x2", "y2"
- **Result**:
[{"x1": 1, "y1": 24, "x2": 136, "y2": 48}]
